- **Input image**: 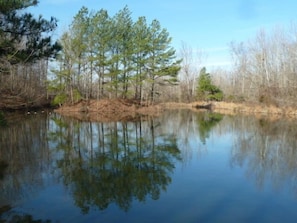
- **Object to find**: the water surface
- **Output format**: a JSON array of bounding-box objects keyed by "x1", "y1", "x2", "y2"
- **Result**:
[{"x1": 1, "y1": 110, "x2": 297, "y2": 222}]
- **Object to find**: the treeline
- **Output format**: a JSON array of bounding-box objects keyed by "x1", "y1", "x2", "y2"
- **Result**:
[
  {"x1": 2, "y1": 1, "x2": 297, "y2": 108},
  {"x1": 178, "y1": 25, "x2": 297, "y2": 107},
  {"x1": 216, "y1": 26, "x2": 297, "y2": 106},
  {"x1": 49, "y1": 6, "x2": 181, "y2": 105}
]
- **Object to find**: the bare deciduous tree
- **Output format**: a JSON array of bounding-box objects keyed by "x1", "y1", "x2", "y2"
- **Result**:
[
  {"x1": 178, "y1": 41, "x2": 205, "y2": 102},
  {"x1": 227, "y1": 24, "x2": 297, "y2": 106}
]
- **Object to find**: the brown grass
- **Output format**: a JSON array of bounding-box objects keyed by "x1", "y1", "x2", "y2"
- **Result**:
[
  {"x1": 55, "y1": 99, "x2": 163, "y2": 122},
  {"x1": 55, "y1": 99, "x2": 297, "y2": 122}
]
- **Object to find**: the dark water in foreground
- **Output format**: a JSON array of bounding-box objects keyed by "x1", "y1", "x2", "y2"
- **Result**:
[{"x1": 1, "y1": 110, "x2": 297, "y2": 223}]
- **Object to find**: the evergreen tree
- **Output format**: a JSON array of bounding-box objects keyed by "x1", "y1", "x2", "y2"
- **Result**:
[
  {"x1": 132, "y1": 16, "x2": 149, "y2": 101},
  {"x1": 71, "y1": 7, "x2": 89, "y2": 95},
  {"x1": 0, "y1": 0, "x2": 60, "y2": 65},
  {"x1": 0, "y1": 0, "x2": 37, "y2": 13},
  {"x1": 196, "y1": 67, "x2": 223, "y2": 101},
  {"x1": 112, "y1": 6, "x2": 134, "y2": 98},
  {"x1": 49, "y1": 5, "x2": 181, "y2": 103},
  {"x1": 0, "y1": 0, "x2": 61, "y2": 109},
  {"x1": 146, "y1": 19, "x2": 181, "y2": 104},
  {"x1": 92, "y1": 9, "x2": 112, "y2": 98}
]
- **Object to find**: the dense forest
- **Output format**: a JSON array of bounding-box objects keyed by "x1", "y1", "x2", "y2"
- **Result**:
[{"x1": 1, "y1": 1, "x2": 297, "y2": 110}]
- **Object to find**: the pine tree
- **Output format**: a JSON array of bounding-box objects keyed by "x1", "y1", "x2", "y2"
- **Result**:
[
  {"x1": 49, "y1": 5, "x2": 181, "y2": 103},
  {"x1": 112, "y1": 6, "x2": 134, "y2": 98},
  {"x1": 196, "y1": 67, "x2": 223, "y2": 101},
  {"x1": 146, "y1": 20, "x2": 181, "y2": 104},
  {"x1": 0, "y1": 0, "x2": 61, "y2": 108},
  {"x1": 91, "y1": 9, "x2": 112, "y2": 99},
  {"x1": 0, "y1": 0, "x2": 60, "y2": 64},
  {"x1": 71, "y1": 7, "x2": 89, "y2": 96},
  {"x1": 132, "y1": 16, "x2": 149, "y2": 101}
]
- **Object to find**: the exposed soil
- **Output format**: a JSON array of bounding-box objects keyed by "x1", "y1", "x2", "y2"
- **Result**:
[
  {"x1": 55, "y1": 99, "x2": 164, "y2": 122},
  {"x1": 2, "y1": 92, "x2": 297, "y2": 122},
  {"x1": 54, "y1": 99, "x2": 297, "y2": 122}
]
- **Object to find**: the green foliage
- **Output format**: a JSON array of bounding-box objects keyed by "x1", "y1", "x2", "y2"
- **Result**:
[
  {"x1": 196, "y1": 67, "x2": 223, "y2": 101},
  {"x1": 0, "y1": 0, "x2": 38, "y2": 13},
  {"x1": 207, "y1": 87, "x2": 224, "y2": 101},
  {"x1": 73, "y1": 89, "x2": 82, "y2": 102},
  {"x1": 145, "y1": 19, "x2": 181, "y2": 103},
  {"x1": 48, "y1": 117, "x2": 181, "y2": 212},
  {"x1": 49, "y1": 77, "x2": 82, "y2": 106},
  {"x1": 197, "y1": 112, "x2": 223, "y2": 144},
  {"x1": 51, "y1": 5, "x2": 181, "y2": 102},
  {"x1": 52, "y1": 93, "x2": 67, "y2": 106},
  {"x1": 0, "y1": 0, "x2": 61, "y2": 64}
]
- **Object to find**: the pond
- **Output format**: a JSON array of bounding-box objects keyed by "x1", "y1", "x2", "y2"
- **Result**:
[{"x1": 1, "y1": 109, "x2": 297, "y2": 222}]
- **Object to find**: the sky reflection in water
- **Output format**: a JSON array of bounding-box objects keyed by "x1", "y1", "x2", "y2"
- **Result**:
[{"x1": 1, "y1": 110, "x2": 297, "y2": 222}]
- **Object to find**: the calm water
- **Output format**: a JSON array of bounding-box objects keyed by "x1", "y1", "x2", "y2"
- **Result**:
[{"x1": 1, "y1": 110, "x2": 297, "y2": 223}]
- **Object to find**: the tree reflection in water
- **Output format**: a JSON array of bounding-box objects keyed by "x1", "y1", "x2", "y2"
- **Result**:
[
  {"x1": 196, "y1": 112, "x2": 223, "y2": 144},
  {"x1": 1, "y1": 212, "x2": 52, "y2": 223},
  {"x1": 230, "y1": 116, "x2": 297, "y2": 195},
  {"x1": 48, "y1": 116, "x2": 181, "y2": 213},
  {"x1": 0, "y1": 160, "x2": 8, "y2": 180},
  {"x1": 0, "y1": 113, "x2": 52, "y2": 223},
  {"x1": 2, "y1": 111, "x2": 297, "y2": 221}
]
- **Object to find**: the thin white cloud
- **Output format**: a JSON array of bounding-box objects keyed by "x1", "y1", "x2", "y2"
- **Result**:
[{"x1": 203, "y1": 46, "x2": 229, "y2": 53}]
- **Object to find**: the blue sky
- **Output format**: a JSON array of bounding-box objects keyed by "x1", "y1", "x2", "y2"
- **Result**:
[{"x1": 29, "y1": 0, "x2": 297, "y2": 69}]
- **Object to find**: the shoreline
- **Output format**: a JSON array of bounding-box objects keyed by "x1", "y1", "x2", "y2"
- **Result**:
[
  {"x1": 2, "y1": 97, "x2": 297, "y2": 121},
  {"x1": 53, "y1": 99, "x2": 297, "y2": 121}
]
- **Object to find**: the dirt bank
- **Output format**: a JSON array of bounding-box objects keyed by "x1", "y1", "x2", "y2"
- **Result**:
[
  {"x1": 54, "y1": 99, "x2": 164, "y2": 122},
  {"x1": 54, "y1": 99, "x2": 297, "y2": 122}
]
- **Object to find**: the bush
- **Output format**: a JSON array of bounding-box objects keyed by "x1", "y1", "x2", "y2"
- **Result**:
[
  {"x1": 196, "y1": 67, "x2": 224, "y2": 101},
  {"x1": 208, "y1": 90, "x2": 223, "y2": 101},
  {"x1": 52, "y1": 93, "x2": 67, "y2": 106},
  {"x1": 73, "y1": 89, "x2": 82, "y2": 103}
]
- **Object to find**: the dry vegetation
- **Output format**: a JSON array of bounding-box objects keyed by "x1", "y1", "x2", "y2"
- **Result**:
[
  {"x1": 54, "y1": 99, "x2": 297, "y2": 122},
  {"x1": 0, "y1": 93, "x2": 51, "y2": 111},
  {"x1": 55, "y1": 99, "x2": 164, "y2": 122},
  {"x1": 210, "y1": 101, "x2": 297, "y2": 116}
]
